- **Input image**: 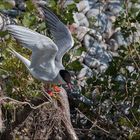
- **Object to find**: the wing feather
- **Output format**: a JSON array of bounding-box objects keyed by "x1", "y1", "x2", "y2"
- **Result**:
[
  {"x1": 39, "y1": 5, "x2": 74, "y2": 62},
  {"x1": 7, "y1": 25, "x2": 59, "y2": 80}
]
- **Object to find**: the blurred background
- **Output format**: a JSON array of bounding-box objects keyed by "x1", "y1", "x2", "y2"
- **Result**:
[{"x1": 0, "y1": 0, "x2": 140, "y2": 139}]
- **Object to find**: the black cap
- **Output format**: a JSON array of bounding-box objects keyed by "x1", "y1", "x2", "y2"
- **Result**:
[{"x1": 59, "y1": 70, "x2": 71, "y2": 84}]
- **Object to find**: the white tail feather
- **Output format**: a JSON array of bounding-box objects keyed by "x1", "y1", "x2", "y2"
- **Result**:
[{"x1": 8, "y1": 47, "x2": 31, "y2": 68}]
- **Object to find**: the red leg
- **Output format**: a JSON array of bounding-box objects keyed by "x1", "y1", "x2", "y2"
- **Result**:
[
  {"x1": 52, "y1": 85, "x2": 61, "y2": 93},
  {"x1": 44, "y1": 84, "x2": 53, "y2": 96}
]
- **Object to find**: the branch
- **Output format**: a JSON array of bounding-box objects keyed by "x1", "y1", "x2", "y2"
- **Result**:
[
  {"x1": 0, "y1": 96, "x2": 50, "y2": 110},
  {"x1": 0, "y1": 106, "x2": 2, "y2": 132},
  {"x1": 75, "y1": 108, "x2": 110, "y2": 135},
  {"x1": 0, "y1": 94, "x2": 48, "y2": 140},
  {"x1": 57, "y1": 88, "x2": 78, "y2": 140},
  {"x1": 0, "y1": 87, "x2": 78, "y2": 140}
]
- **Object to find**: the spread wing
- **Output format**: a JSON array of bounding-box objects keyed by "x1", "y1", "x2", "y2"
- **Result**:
[
  {"x1": 39, "y1": 5, "x2": 74, "y2": 62},
  {"x1": 7, "y1": 25, "x2": 59, "y2": 80}
]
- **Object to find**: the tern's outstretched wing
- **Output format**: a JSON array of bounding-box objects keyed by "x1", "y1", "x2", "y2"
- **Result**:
[
  {"x1": 39, "y1": 5, "x2": 74, "y2": 62},
  {"x1": 7, "y1": 25, "x2": 59, "y2": 80}
]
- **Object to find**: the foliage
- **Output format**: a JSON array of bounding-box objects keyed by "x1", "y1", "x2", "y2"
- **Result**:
[{"x1": 0, "y1": 0, "x2": 140, "y2": 139}]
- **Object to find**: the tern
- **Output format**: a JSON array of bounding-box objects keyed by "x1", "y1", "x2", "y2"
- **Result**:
[{"x1": 7, "y1": 6, "x2": 74, "y2": 93}]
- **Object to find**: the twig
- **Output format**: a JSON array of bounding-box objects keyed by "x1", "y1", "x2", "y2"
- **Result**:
[
  {"x1": 124, "y1": 80, "x2": 129, "y2": 101},
  {"x1": 0, "y1": 107, "x2": 3, "y2": 132},
  {"x1": 130, "y1": 109, "x2": 138, "y2": 124},
  {"x1": 0, "y1": 96, "x2": 50, "y2": 110},
  {"x1": 41, "y1": 86, "x2": 52, "y2": 102},
  {"x1": 111, "y1": 101, "x2": 135, "y2": 128},
  {"x1": 128, "y1": 45, "x2": 140, "y2": 71},
  {"x1": 75, "y1": 108, "x2": 110, "y2": 135}
]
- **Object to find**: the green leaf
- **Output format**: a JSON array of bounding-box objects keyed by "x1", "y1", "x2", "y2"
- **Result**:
[
  {"x1": 119, "y1": 117, "x2": 132, "y2": 127},
  {"x1": 48, "y1": 0, "x2": 57, "y2": 7},
  {"x1": 22, "y1": 13, "x2": 36, "y2": 27},
  {"x1": 73, "y1": 47, "x2": 86, "y2": 56},
  {"x1": 0, "y1": 2, "x2": 13, "y2": 10},
  {"x1": 63, "y1": 3, "x2": 78, "y2": 23},
  {"x1": 37, "y1": 22, "x2": 46, "y2": 31},
  {"x1": 63, "y1": 53, "x2": 70, "y2": 65},
  {"x1": 67, "y1": 3, "x2": 77, "y2": 11},
  {"x1": 86, "y1": 78, "x2": 94, "y2": 85},
  {"x1": 68, "y1": 60, "x2": 83, "y2": 71},
  {"x1": 136, "y1": 11, "x2": 140, "y2": 23},
  {"x1": 26, "y1": 0, "x2": 36, "y2": 11},
  {"x1": 130, "y1": 0, "x2": 139, "y2": 3},
  {"x1": 74, "y1": 0, "x2": 80, "y2": 3},
  {"x1": 0, "y1": 31, "x2": 8, "y2": 37}
]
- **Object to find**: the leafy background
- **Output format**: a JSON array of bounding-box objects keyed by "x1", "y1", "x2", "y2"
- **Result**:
[{"x1": 0, "y1": 0, "x2": 140, "y2": 139}]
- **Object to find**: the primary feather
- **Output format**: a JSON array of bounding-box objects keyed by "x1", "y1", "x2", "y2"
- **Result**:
[
  {"x1": 7, "y1": 6, "x2": 74, "y2": 84},
  {"x1": 39, "y1": 5, "x2": 74, "y2": 62}
]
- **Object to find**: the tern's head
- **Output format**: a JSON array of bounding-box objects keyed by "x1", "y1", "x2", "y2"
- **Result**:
[{"x1": 59, "y1": 70, "x2": 72, "y2": 88}]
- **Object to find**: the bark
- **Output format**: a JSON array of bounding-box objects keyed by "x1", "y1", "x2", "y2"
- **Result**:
[
  {"x1": 0, "y1": 95, "x2": 47, "y2": 140},
  {"x1": 0, "y1": 87, "x2": 78, "y2": 140},
  {"x1": 58, "y1": 88, "x2": 78, "y2": 140},
  {"x1": 0, "y1": 106, "x2": 3, "y2": 132}
]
